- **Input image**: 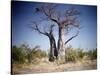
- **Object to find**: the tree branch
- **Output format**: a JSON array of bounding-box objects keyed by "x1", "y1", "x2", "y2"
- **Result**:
[
  {"x1": 65, "y1": 30, "x2": 79, "y2": 45},
  {"x1": 36, "y1": 5, "x2": 59, "y2": 25},
  {"x1": 30, "y1": 21, "x2": 48, "y2": 36},
  {"x1": 65, "y1": 8, "x2": 80, "y2": 16},
  {"x1": 49, "y1": 25, "x2": 55, "y2": 34},
  {"x1": 60, "y1": 8, "x2": 80, "y2": 28}
]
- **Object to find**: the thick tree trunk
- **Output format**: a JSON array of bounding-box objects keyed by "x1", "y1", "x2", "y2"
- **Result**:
[
  {"x1": 52, "y1": 34, "x2": 58, "y2": 59},
  {"x1": 49, "y1": 38, "x2": 54, "y2": 62},
  {"x1": 57, "y1": 27, "x2": 65, "y2": 61},
  {"x1": 48, "y1": 34, "x2": 58, "y2": 62}
]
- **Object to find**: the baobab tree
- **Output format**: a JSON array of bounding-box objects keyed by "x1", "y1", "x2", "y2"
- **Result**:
[{"x1": 30, "y1": 3, "x2": 80, "y2": 62}]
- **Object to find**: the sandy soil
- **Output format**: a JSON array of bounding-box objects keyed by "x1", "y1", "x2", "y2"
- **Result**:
[{"x1": 12, "y1": 59, "x2": 97, "y2": 74}]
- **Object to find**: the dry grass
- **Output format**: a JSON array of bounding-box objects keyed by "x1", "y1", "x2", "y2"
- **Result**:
[{"x1": 12, "y1": 58, "x2": 97, "y2": 74}]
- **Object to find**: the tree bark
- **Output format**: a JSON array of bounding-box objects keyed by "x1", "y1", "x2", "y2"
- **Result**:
[
  {"x1": 48, "y1": 34, "x2": 58, "y2": 62},
  {"x1": 57, "y1": 27, "x2": 65, "y2": 61}
]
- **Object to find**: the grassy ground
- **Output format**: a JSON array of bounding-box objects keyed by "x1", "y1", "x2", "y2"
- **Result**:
[{"x1": 12, "y1": 58, "x2": 97, "y2": 74}]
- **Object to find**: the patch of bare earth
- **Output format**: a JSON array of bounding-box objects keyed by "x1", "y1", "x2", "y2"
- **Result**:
[{"x1": 12, "y1": 59, "x2": 97, "y2": 74}]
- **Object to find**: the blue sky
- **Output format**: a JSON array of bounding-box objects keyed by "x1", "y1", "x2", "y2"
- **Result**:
[{"x1": 12, "y1": 1, "x2": 97, "y2": 51}]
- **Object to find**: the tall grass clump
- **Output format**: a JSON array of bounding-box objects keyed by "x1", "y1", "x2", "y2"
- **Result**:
[
  {"x1": 12, "y1": 46, "x2": 26, "y2": 64},
  {"x1": 86, "y1": 48, "x2": 97, "y2": 60},
  {"x1": 65, "y1": 45, "x2": 85, "y2": 62},
  {"x1": 65, "y1": 45, "x2": 97, "y2": 62}
]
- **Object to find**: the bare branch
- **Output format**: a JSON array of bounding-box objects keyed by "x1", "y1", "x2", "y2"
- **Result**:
[
  {"x1": 32, "y1": 45, "x2": 40, "y2": 51},
  {"x1": 30, "y1": 21, "x2": 48, "y2": 35},
  {"x1": 58, "y1": 8, "x2": 80, "y2": 28},
  {"x1": 49, "y1": 24, "x2": 55, "y2": 34},
  {"x1": 35, "y1": 5, "x2": 59, "y2": 25},
  {"x1": 65, "y1": 30, "x2": 79, "y2": 45},
  {"x1": 30, "y1": 21, "x2": 56, "y2": 38},
  {"x1": 65, "y1": 8, "x2": 80, "y2": 17}
]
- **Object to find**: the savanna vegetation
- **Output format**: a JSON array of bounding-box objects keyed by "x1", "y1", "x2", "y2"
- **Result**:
[
  {"x1": 12, "y1": 44, "x2": 97, "y2": 74},
  {"x1": 12, "y1": 44, "x2": 97, "y2": 64},
  {"x1": 65, "y1": 45, "x2": 97, "y2": 62},
  {"x1": 12, "y1": 44, "x2": 47, "y2": 64}
]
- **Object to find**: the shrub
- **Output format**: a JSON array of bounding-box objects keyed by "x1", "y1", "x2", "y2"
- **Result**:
[
  {"x1": 20, "y1": 44, "x2": 47, "y2": 63},
  {"x1": 12, "y1": 44, "x2": 47, "y2": 64},
  {"x1": 65, "y1": 46, "x2": 85, "y2": 62},
  {"x1": 65, "y1": 47, "x2": 78, "y2": 62},
  {"x1": 87, "y1": 48, "x2": 97, "y2": 60},
  {"x1": 32, "y1": 49, "x2": 47, "y2": 59},
  {"x1": 65, "y1": 45, "x2": 97, "y2": 62},
  {"x1": 77, "y1": 48, "x2": 85, "y2": 59},
  {"x1": 12, "y1": 46, "x2": 26, "y2": 64}
]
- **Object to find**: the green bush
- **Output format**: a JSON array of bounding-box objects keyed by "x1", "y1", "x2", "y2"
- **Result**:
[
  {"x1": 65, "y1": 46, "x2": 97, "y2": 62},
  {"x1": 12, "y1": 44, "x2": 47, "y2": 64},
  {"x1": 12, "y1": 46, "x2": 26, "y2": 63},
  {"x1": 77, "y1": 48, "x2": 85, "y2": 59},
  {"x1": 32, "y1": 49, "x2": 47, "y2": 59},
  {"x1": 87, "y1": 48, "x2": 97, "y2": 60}
]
